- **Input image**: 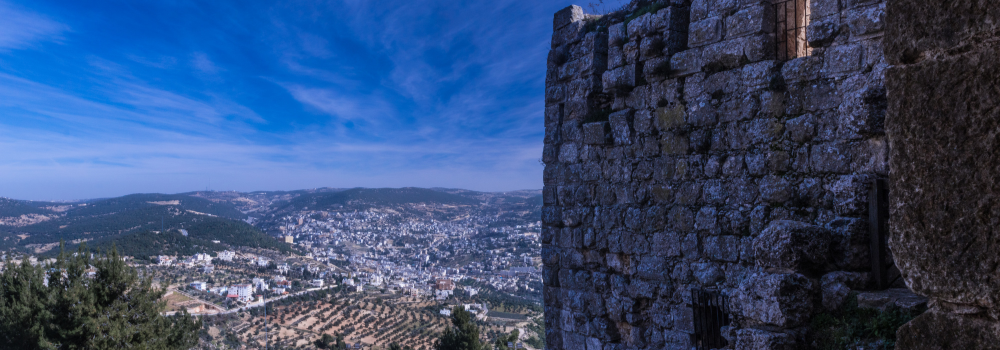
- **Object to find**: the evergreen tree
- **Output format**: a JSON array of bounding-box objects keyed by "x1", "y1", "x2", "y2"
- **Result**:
[
  {"x1": 0, "y1": 243, "x2": 201, "y2": 350},
  {"x1": 492, "y1": 329, "x2": 519, "y2": 350},
  {"x1": 434, "y1": 307, "x2": 485, "y2": 350}
]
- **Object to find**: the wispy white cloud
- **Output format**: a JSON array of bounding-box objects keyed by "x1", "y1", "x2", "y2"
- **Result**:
[
  {"x1": 0, "y1": 0, "x2": 570, "y2": 200},
  {"x1": 190, "y1": 52, "x2": 221, "y2": 74},
  {"x1": 0, "y1": 1, "x2": 68, "y2": 50}
]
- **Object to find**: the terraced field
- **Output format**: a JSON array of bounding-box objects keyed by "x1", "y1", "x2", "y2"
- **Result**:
[{"x1": 227, "y1": 296, "x2": 451, "y2": 349}]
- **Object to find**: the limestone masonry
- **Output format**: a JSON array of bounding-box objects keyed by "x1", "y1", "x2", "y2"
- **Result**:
[{"x1": 542, "y1": 0, "x2": 1000, "y2": 349}]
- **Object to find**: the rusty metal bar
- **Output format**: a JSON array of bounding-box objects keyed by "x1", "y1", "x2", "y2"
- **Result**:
[{"x1": 692, "y1": 289, "x2": 730, "y2": 350}]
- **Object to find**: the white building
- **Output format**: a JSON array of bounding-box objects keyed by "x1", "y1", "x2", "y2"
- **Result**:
[
  {"x1": 277, "y1": 263, "x2": 290, "y2": 274},
  {"x1": 256, "y1": 257, "x2": 269, "y2": 267},
  {"x1": 252, "y1": 278, "x2": 269, "y2": 291},
  {"x1": 190, "y1": 281, "x2": 207, "y2": 291},
  {"x1": 217, "y1": 251, "x2": 235, "y2": 262},
  {"x1": 311, "y1": 279, "x2": 324, "y2": 288},
  {"x1": 157, "y1": 256, "x2": 174, "y2": 266},
  {"x1": 229, "y1": 284, "x2": 254, "y2": 302},
  {"x1": 342, "y1": 278, "x2": 356, "y2": 286}
]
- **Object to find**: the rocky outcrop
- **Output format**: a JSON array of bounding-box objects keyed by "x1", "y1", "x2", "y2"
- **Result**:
[{"x1": 885, "y1": 0, "x2": 1000, "y2": 347}]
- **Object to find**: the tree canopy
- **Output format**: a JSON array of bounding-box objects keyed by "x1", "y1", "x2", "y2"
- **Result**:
[
  {"x1": 0, "y1": 244, "x2": 201, "y2": 350},
  {"x1": 435, "y1": 307, "x2": 486, "y2": 350}
]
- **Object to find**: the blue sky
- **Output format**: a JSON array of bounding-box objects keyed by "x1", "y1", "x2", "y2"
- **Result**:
[{"x1": 0, "y1": 0, "x2": 628, "y2": 200}]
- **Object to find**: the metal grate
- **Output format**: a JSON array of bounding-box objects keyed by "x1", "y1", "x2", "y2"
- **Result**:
[
  {"x1": 773, "y1": 0, "x2": 811, "y2": 60},
  {"x1": 691, "y1": 289, "x2": 731, "y2": 350},
  {"x1": 869, "y1": 178, "x2": 889, "y2": 289}
]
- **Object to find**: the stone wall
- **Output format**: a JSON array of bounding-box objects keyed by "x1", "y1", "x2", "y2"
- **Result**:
[
  {"x1": 542, "y1": 0, "x2": 892, "y2": 348},
  {"x1": 885, "y1": 1, "x2": 1000, "y2": 349}
]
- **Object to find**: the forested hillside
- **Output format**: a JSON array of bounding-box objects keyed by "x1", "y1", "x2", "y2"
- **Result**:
[
  {"x1": 1, "y1": 193, "x2": 292, "y2": 255},
  {"x1": 279, "y1": 187, "x2": 480, "y2": 211},
  {"x1": 0, "y1": 197, "x2": 56, "y2": 217}
]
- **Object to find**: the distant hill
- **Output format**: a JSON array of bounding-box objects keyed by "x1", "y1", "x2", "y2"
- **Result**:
[
  {"x1": 0, "y1": 198, "x2": 58, "y2": 217},
  {"x1": 2, "y1": 193, "x2": 294, "y2": 254},
  {"x1": 280, "y1": 187, "x2": 481, "y2": 211},
  {"x1": 79, "y1": 231, "x2": 226, "y2": 260}
]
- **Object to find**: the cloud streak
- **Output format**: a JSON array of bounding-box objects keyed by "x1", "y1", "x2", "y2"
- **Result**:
[
  {"x1": 0, "y1": 1, "x2": 68, "y2": 50},
  {"x1": 0, "y1": 0, "x2": 609, "y2": 200}
]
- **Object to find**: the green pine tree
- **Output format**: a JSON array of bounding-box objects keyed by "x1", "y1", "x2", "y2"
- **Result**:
[
  {"x1": 492, "y1": 329, "x2": 519, "y2": 350},
  {"x1": 0, "y1": 243, "x2": 201, "y2": 350},
  {"x1": 435, "y1": 307, "x2": 486, "y2": 350}
]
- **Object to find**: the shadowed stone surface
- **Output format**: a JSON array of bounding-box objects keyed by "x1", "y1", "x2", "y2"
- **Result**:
[
  {"x1": 896, "y1": 310, "x2": 1000, "y2": 350},
  {"x1": 753, "y1": 220, "x2": 832, "y2": 273},
  {"x1": 886, "y1": 0, "x2": 1000, "y2": 346}
]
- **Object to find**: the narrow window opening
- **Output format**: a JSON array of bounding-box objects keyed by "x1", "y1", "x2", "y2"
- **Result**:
[
  {"x1": 869, "y1": 178, "x2": 890, "y2": 290},
  {"x1": 773, "y1": 0, "x2": 811, "y2": 60},
  {"x1": 691, "y1": 289, "x2": 731, "y2": 350}
]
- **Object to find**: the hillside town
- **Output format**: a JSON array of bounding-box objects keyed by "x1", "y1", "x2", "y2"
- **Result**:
[{"x1": 0, "y1": 189, "x2": 544, "y2": 349}]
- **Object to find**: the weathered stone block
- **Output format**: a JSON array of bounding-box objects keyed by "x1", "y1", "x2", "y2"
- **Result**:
[
  {"x1": 660, "y1": 132, "x2": 690, "y2": 155},
  {"x1": 781, "y1": 56, "x2": 823, "y2": 84},
  {"x1": 689, "y1": 17, "x2": 723, "y2": 47},
  {"x1": 807, "y1": 17, "x2": 841, "y2": 47},
  {"x1": 609, "y1": 109, "x2": 635, "y2": 145},
  {"x1": 622, "y1": 41, "x2": 639, "y2": 66},
  {"x1": 759, "y1": 175, "x2": 792, "y2": 204},
  {"x1": 552, "y1": 20, "x2": 585, "y2": 49},
  {"x1": 690, "y1": 0, "x2": 737, "y2": 22},
  {"x1": 643, "y1": 56, "x2": 671, "y2": 82},
  {"x1": 743, "y1": 33, "x2": 777, "y2": 62},
  {"x1": 897, "y1": 310, "x2": 1000, "y2": 350},
  {"x1": 838, "y1": 75, "x2": 887, "y2": 137},
  {"x1": 640, "y1": 35, "x2": 664, "y2": 60},
  {"x1": 847, "y1": 4, "x2": 885, "y2": 37},
  {"x1": 608, "y1": 23, "x2": 626, "y2": 47},
  {"x1": 741, "y1": 60, "x2": 780, "y2": 90},
  {"x1": 583, "y1": 122, "x2": 611, "y2": 145},
  {"x1": 733, "y1": 272, "x2": 818, "y2": 327},
  {"x1": 627, "y1": 12, "x2": 653, "y2": 39},
  {"x1": 825, "y1": 217, "x2": 870, "y2": 270},
  {"x1": 725, "y1": 3, "x2": 773, "y2": 38},
  {"x1": 735, "y1": 329, "x2": 797, "y2": 350},
  {"x1": 558, "y1": 143, "x2": 579, "y2": 163},
  {"x1": 704, "y1": 235, "x2": 741, "y2": 262},
  {"x1": 669, "y1": 49, "x2": 702, "y2": 77},
  {"x1": 856, "y1": 288, "x2": 928, "y2": 311},
  {"x1": 810, "y1": 142, "x2": 852, "y2": 174},
  {"x1": 553, "y1": 5, "x2": 584, "y2": 31},
  {"x1": 811, "y1": 0, "x2": 840, "y2": 20},
  {"x1": 633, "y1": 109, "x2": 654, "y2": 135},
  {"x1": 785, "y1": 114, "x2": 816, "y2": 142},
  {"x1": 887, "y1": 45, "x2": 1000, "y2": 316},
  {"x1": 821, "y1": 271, "x2": 870, "y2": 310},
  {"x1": 802, "y1": 80, "x2": 841, "y2": 111},
  {"x1": 829, "y1": 175, "x2": 869, "y2": 215},
  {"x1": 753, "y1": 220, "x2": 832, "y2": 272},
  {"x1": 701, "y1": 40, "x2": 745, "y2": 71},
  {"x1": 824, "y1": 44, "x2": 863, "y2": 75},
  {"x1": 602, "y1": 64, "x2": 637, "y2": 93},
  {"x1": 650, "y1": 6, "x2": 688, "y2": 32}
]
